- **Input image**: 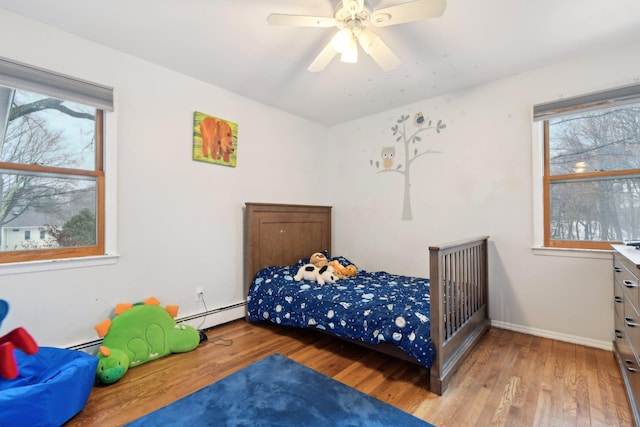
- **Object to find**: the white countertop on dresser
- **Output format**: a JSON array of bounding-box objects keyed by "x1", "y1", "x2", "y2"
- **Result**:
[{"x1": 612, "y1": 244, "x2": 640, "y2": 268}]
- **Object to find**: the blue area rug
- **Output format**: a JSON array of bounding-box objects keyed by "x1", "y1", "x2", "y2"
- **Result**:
[{"x1": 126, "y1": 353, "x2": 435, "y2": 426}]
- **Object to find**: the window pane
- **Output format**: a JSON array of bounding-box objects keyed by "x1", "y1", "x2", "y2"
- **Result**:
[
  {"x1": 0, "y1": 62, "x2": 105, "y2": 263},
  {"x1": 548, "y1": 106, "x2": 640, "y2": 175},
  {"x1": 1, "y1": 88, "x2": 96, "y2": 171},
  {"x1": 549, "y1": 177, "x2": 640, "y2": 242},
  {"x1": 0, "y1": 172, "x2": 96, "y2": 251}
]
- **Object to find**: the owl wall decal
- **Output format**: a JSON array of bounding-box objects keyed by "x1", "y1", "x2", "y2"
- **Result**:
[
  {"x1": 414, "y1": 112, "x2": 425, "y2": 127},
  {"x1": 381, "y1": 146, "x2": 396, "y2": 170}
]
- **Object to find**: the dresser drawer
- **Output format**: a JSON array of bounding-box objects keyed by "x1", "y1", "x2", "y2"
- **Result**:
[
  {"x1": 617, "y1": 328, "x2": 637, "y2": 373},
  {"x1": 628, "y1": 357, "x2": 640, "y2": 406},
  {"x1": 616, "y1": 308, "x2": 638, "y2": 377},
  {"x1": 615, "y1": 281, "x2": 626, "y2": 319},
  {"x1": 625, "y1": 296, "x2": 640, "y2": 360},
  {"x1": 615, "y1": 309, "x2": 627, "y2": 349},
  {"x1": 615, "y1": 254, "x2": 640, "y2": 308}
]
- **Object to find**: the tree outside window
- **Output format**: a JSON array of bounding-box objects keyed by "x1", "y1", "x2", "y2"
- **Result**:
[
  {"x1": 0, "y1": 86, "x2": 104, "y2": 262},
  {"x1": 544, "y1": 104, "x2": 640, "y2": 249}
]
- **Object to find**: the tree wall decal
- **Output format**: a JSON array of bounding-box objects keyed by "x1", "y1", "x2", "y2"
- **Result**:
[{"x1": 370, "y1": 112, "x2": 446, "y2": 220}]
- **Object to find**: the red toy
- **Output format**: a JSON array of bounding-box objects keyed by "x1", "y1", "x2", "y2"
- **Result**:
[{"x1": 0, "y1": 300, "x2": 38, "y2": 380}]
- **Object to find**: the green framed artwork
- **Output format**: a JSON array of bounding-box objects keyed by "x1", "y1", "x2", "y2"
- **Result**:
[{"x1": 193, "y1": 111, "x2": 238, "y2": 167}]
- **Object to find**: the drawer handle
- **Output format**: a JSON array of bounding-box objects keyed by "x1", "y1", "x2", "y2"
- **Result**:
[
  {"x1": 615, "y1": 267, "x2": 623, "y2": 273},
  {"x1": 625, "y1": 317, "x2": 640, "y2": 327},
  {"x1": 615, "y1": 329, "x2": 624, "y2": 339},
  {"x1": 614, "y1": 296, "x2": 624, "y2": 303},
  {"x1": 624, "y1": 280, "x2": 638, "y2": 289},
  {"x1": 626, "y1": 359, "x2": 639, "y2": 372}
]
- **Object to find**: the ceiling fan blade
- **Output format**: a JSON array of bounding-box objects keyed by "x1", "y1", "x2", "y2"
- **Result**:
[
  {"x1": 267, "y1": 13, "x2": 336, "y2": 28},
  {"x1": 358, "y1": 29, "x2": 401, "y2": 72},
  {"x1": 371, "y1": 0, "x2": 446, "y2": 27},
  {"x1": 371, "y1": 46, "x2": 401, "y2": 72},
  {"x1": 307, "y1": 42, "x2": 338, "y2": 72}
]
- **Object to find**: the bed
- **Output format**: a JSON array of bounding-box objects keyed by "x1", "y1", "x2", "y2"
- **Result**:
[{"x1": 244, "y1": 202, "x2": 490, "y2": 395}]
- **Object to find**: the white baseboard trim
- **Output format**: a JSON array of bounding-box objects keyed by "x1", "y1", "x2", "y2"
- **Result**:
[
  {"x1": 72, "y1": 307, "x2": 612, "y2": 355},
  {"x1": 491, "y1": 320, "x2": 612, "y2": 351},
  {"x1": 179, "y1": 302, "x2": 246, "y2": 331},
  {"x1": 68, "y1": 301, "x2": 247, "y2": 355}
]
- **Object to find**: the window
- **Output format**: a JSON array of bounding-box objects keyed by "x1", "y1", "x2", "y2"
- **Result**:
[
  {"x1": 535, "y1": 84, "x2": 640, "y2": 250},
  {"x1": 0, "y1": 57, "x2": 113, "y2": 263}
]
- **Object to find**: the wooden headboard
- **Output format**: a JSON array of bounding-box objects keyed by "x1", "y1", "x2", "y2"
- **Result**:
[{"x1": 244, "y1": 203, "x2": 332, "y2": 300}]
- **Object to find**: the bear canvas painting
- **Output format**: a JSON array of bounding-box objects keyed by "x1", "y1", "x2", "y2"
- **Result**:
[{"x1": 193, "y1": 111, "x2": 238, "y2": 167}]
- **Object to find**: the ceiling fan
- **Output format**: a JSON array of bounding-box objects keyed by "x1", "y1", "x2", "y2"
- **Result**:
[{"x1": 267, "y1": 0, "x2": 446, "y2": 72}]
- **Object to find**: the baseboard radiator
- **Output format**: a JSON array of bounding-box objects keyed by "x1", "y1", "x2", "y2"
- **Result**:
[{"x1": 67, "y1": 301, "x2": 246, "y2": 352}]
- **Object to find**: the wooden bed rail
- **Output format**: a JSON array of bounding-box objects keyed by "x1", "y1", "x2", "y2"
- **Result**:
[{"x1": 428, "y1": 236, "x2": 490, "y2": 394}]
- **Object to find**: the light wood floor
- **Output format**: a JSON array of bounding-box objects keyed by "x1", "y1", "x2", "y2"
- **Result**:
[{"x1": 67, "y1": 320, "x2": 633, "y2": 426}]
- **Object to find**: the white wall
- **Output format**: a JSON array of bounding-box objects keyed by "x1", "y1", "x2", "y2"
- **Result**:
[
  {"x1": 3, "y1": 8, "x2": 639, "y2": 352},
  {"x1": 328, "y1": 42, "x2": 640, "y2": 349},
  {"x1": 0, "y1": 9, "x2": 329, "y2": 347}
]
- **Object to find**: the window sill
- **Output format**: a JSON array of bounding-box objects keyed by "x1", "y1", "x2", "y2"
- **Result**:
[
  {"x1": 0, "y1": 254, "x2": 120, "y2": 276},
  {"x1": 531, "y1": 246, "x2": 612, "y2": 260}
]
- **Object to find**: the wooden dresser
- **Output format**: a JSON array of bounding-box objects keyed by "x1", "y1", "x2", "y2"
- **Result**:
[{"x1": 613, "y1": 244, "x2": 640, "y2": 426}]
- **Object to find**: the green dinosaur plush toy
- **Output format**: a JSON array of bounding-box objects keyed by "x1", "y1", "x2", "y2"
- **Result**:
[{"x1": 94, "y1": 297, "x2": 200, "y2": 385}]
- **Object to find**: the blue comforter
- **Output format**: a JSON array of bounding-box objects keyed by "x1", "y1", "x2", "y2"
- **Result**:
[{"x1": 247, "y1": 257, "x2": 436, "y2": 368}]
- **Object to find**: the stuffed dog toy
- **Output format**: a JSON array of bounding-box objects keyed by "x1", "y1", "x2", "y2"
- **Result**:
[{"x1": 294, "y1": 264, "x2": 337, "y2": 285}]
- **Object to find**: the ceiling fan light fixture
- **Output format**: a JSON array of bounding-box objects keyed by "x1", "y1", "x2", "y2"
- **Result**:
[
  {"x1": 331, "y1": 28, "x2": 352, "y2": 53},
  {"x1": 340, "y1": 38, "x2": 358, "y2": 63}
]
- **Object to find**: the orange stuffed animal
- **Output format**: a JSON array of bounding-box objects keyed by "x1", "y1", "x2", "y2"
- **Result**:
[
  {"x1": 329, "y1": 260, "x2": 357, "y2": 279},
  {"x1": 309, "y1": 252, "x2": 357, "y2": 280}
]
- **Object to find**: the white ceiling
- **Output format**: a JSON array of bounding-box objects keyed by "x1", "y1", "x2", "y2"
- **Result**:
[{"x1": 1, "y1": 0, "x2": 640, "y2": 126}]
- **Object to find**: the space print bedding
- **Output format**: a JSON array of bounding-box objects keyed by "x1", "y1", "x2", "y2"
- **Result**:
[{"x1": 246, "y1": 255, "x2": 436, "y2": 368}]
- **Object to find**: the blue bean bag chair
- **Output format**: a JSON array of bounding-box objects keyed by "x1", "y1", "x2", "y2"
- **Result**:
[{"x1": 0, "y1": 346, "x2": 98, "y2": 427}]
